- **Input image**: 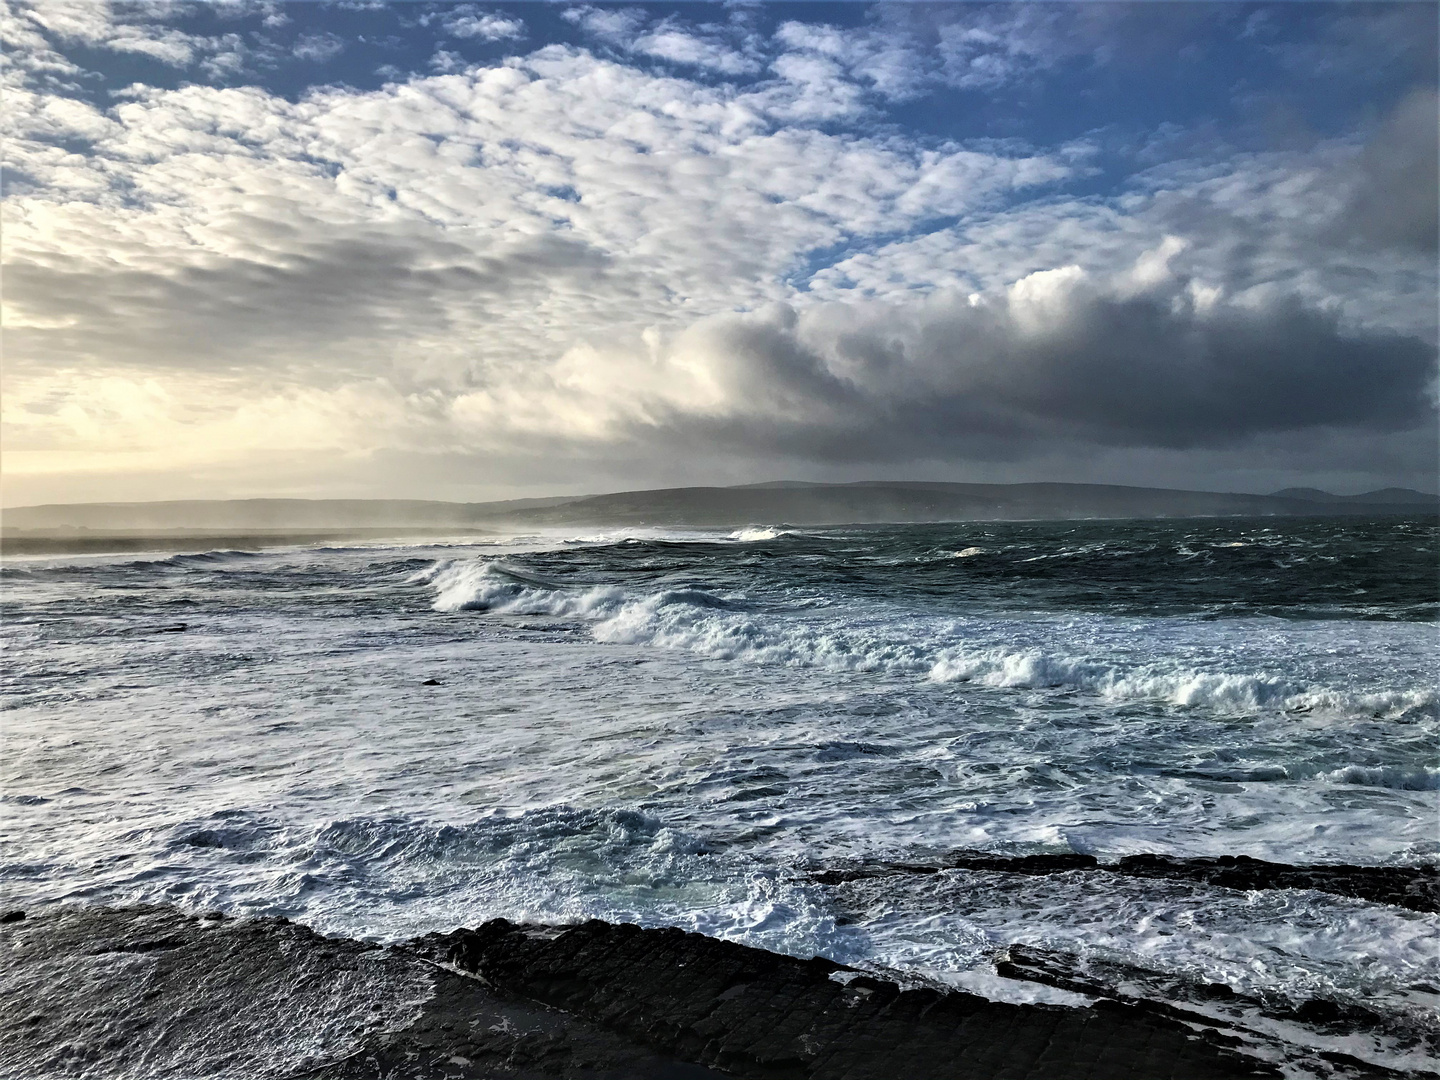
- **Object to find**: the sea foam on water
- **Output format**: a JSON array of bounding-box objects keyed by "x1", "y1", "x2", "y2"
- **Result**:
[{"x1": 3, "y1": 517, "x2": 1436, "y2": 1073}]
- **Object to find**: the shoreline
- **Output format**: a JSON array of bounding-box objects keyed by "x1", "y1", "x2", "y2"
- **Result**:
[
  {"x1": 3, "y1": 901, "x2": 1430, "y2": 1079},
  {"x1": 0, "y1": 903, "x2": 1271, "y2": 1080}
]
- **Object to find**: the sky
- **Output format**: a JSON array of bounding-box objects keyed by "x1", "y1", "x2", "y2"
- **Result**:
[{"x1": 2, "y1": 0, "x2": 1437, "y2": 506}]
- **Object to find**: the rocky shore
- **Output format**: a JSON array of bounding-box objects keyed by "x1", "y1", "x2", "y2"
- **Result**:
[
  {"x1": 7, "y1": 900, "x2": 1432, "y2": 1080},
  {"x1": 809, "y1": 853, "x2": 1440, "y2": 914}
]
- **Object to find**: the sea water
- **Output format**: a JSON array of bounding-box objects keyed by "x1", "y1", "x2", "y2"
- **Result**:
[{"x1": 2, "y1": 517, "x2": 1436, "y2": 1066}]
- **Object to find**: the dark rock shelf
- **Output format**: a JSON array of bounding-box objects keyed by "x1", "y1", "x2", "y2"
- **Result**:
[
  {"x1": 411, "y1": 918, "x2": 1275, "y2": 1080},
  {"x1": 1, "y1": 905, "x2": 1282, "y2": 1080},
  {"x1": 810, "y1": 852, "x2": 1440, "y2": 913}
]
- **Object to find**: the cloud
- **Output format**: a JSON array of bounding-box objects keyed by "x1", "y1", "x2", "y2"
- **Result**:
[
  {"x1": 8, "y1": 0, "x2": 270, "y2": 84},
  {"x1": 614, "y1": 265, "x2": 1434, "y2": 463},
  {"x1": 562, "y1": 6, "x2": 755, "y2": 76},
  {"x1": 1332, "y1": 88, "x2": 1438, "y2": 253},
  {"x1": 292, "y1": 31, "x2": 343, "y2": 63},
  {"x1": 439, "y1": 7, "x2": 524, "y2": 43},
  {"x1": 561, "y1": 6, "x2": 646, "y2": 43},
  {"x1": 429, "y1": 47, "x2": 464, "y2": 74},
  {"x1": 1268, "y1": 2, "x2": 1437, "y2": 85},
  {"x1": 11, "y1": 251, "x2": 1428, "y2": 503},
  {"x1": 3, "y1": 219, "x2": 614, "y2": 383},
  {"x1": 632, "y1": 25, "x2": 757, "y2": 75},
  {"x1": 0, "y1": 0, "x2": 82, "y2": 89},
  {"x1": 772, "y1": 5, "x2": 1084, "y2": 102},
  {"x1": 1, "y1": 19, "x2": 1435, "y2": 501},
  {"x1": 1, "y1": 47, "x2": 1077, "y2": 452},
  {"x1": 20, "y1": 0, "x2": 210, "y2": 66},
  {"x1": 800, "y1": 88, "x2": 1439, "y2": 348}
]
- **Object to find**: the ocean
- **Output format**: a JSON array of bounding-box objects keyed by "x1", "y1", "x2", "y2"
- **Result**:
[{"x1": 2, "y1": 516, "x2": 1436, "y2": 1071}]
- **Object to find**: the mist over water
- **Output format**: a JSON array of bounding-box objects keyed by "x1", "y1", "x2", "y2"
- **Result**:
[{"x1": 2, "y1": 517, "x2": 1436, "y2": 1065}]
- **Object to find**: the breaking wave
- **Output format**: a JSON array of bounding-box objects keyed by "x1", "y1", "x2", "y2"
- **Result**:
[
  {"x1": 416, "y1": 559, "x2": 1435, "y2": 721},
  {"x1": 1324, "y1": 765, "x2": 1440, "y2": 791},
  {"x1": 415, "y1": 560, "x2": 627, "y2": 616},
  {"x1": 730, "y1": 527, "x2": 788, "y2": 542},
  {"x1": 926, "y1": 649, "x2": 1436, "y2": 719}
]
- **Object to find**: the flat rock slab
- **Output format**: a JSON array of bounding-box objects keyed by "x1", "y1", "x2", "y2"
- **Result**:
[
  {"x1": 0, "y1": 906, "x2": 727, "y2": 1080},
  {"x1": 413, "y1": 919, "x2": 1274, "y2": 1079},
  {"x1": 2, "y1": 905, "x2": 1276, "y2": 1080},
  {"x1": 811, "y1": 853, "x2": 1439, "y2": 913}
]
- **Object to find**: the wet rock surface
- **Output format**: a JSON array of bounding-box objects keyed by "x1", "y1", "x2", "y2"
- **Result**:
[
  {"x1": 414, "y1": 917, "x2": 1277, "y2": 1079},
  {"x1": 0, "y1": 906, "x2": 724, "y2": 1080},
  {"x1": 1, "y1": 905, "x2": 429, "y2": 1079},
  {"x1": 1107, "y1": 855, "x2": 1438, "y2": 913},
  {"x1": 810, "y1": 853, "x2": 1439, "y2": 913},
  {"x1": 996, "y1": 946, "x2": 1440, "y2": 1080},
  {"x1": 1, "y1": 904, "x2": 1283, "y2": 1080}
]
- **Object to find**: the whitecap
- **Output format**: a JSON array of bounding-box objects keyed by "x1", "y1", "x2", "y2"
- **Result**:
[
  {"x1": 1323, "y1": 764, "x2": 1440, "y2": 791},
  {"x1": 415, "y1": 559, "x2": 1438, "y2": 724},
  {"x1": 927, "y1": 647, "x2": 1438, "y2": 720},
  {"x1": 730, "y1": 527, "x2": 786, "y2": 542}
]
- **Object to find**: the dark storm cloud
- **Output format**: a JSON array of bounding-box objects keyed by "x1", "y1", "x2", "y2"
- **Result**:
[
  {"x1": 636, "y1": 279, "x2": 1437, "y2": 463},
  {"x1": 1334, "y1": 88, "x2": 1439, "y2": 253}
]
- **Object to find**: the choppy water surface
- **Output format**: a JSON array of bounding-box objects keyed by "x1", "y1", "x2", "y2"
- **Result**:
[{"x1": 2, "y1": 517, "x2": 1437, "y2": 1066}]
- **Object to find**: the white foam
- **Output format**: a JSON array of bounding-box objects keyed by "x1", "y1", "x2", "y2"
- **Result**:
[
  {"x1": 1323, "y1": 764, "x2": 1440, "y2": 791},
  {"x1": 591, "y1": 594, "x2": 931, "y2": 673},
  {"x1": 952, "y1": 547, "x2": 985, "y2": 558},
  {"x1": 927, "y1": 647, "x2": 1437, "y2": 719},
  {"x1": 7, "y1": 534, "x2": 1434, "y2": 1058},
  {"x1": 426, "y1": 561, "x2": 626, "y2": 617},
  {"x1": 926, "y1": 966, "x2": 1095, "y2": 1006},
  {"x1": 730, "y1": 527, "x2": 786, "y2": 542},
  {"x1": 417, "y1": 558, "x2": 1438, "y2": 723}
]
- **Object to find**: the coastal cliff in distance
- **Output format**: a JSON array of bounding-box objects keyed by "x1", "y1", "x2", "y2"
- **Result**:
[
  {"x1": 3, "y1": 481, "x2": 1436, "y2": 553},
  {"x1": 504, "y1": 480, "x2": 1439, "y2": 528}
]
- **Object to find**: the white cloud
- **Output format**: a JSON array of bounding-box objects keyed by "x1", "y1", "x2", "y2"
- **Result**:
[
  {"x1": 1, "y1": 24, "x2": 1433, "y2": 502},
  {"x1": 934, "y1": 6, "x2": 1066, "y2": 90},
  {"x1": 293, "y1": 31, "x2": 343, "y2": 63},
  {"x1": 3, "y1": 47, "x2": 1071, "y2": 373},
  {"x1": 199, "y1": 34, "x2": 250, "y2": 79},
  {"x1": 632, "y1": 26, "x2": 757, "y2": 75},
  {"x1": 561, "y1": 6, "x2": 645, "y2": 43},
  {"x1": 772, "y1": 6, "x2": 1076, "y2": 103},
  {"x1": 760, "y1": 51, "x2": 867, "y2": 122},
  {"x1": 0, "y1": 0, "x2": 81, "y2": 89},
  {"x1": 8, "y1": 0, "x2": 272, "y2": 84},
  {"x1": 445, "y1": 10, "x2": 524, "y2": 43},
  {"x1": 563, "y1": 7, "x2": 757, "y2": 76},
  {"x1": 774, "y1": 18, "x2": 927, "y2": 100},
  {"x1": 22, "y1": 0, "x2": 202, "y2": 65},
  {"x1": 429, "y1": 48, "x2": 465, "y2": 74}
]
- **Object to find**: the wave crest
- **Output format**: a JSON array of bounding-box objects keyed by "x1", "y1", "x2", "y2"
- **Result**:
[
  {"x1": 730, "y1": 527, "x2": 787, "y2": 542},
  {"x1": 927, "y1": 648, "x2": 1436, "y2": 719},
  {"x1": 420, "y1": 560, "x2": 625, "y2": 616},
  {"x1": 1324, "y1": 764, "x2": 1440, "y2": 791},
  {"x1": 415, "y1": 559, "x2": 1436, "y2": 721}
]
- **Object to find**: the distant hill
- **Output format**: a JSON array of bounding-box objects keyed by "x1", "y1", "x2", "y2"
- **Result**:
[
  {"x1": 3, "y1": 482, "x2": 1435, "y2": 549},
  {"x1": 1271, "y1": 487, "x2": 1439, "y2": 505},
  {"x1": 504, "y1": 481, "x2": 1438, "y2": 528}
]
